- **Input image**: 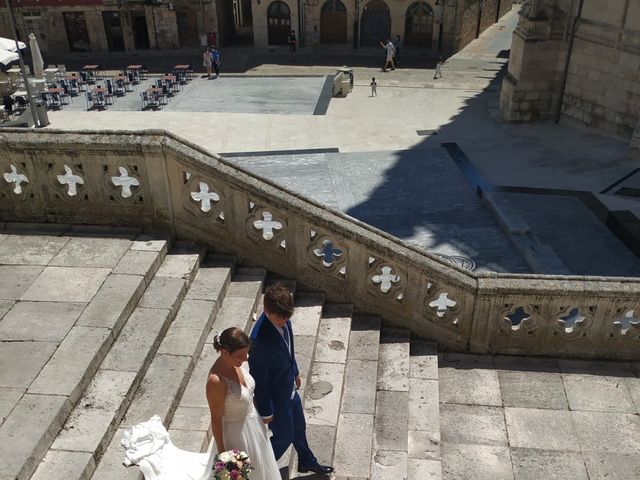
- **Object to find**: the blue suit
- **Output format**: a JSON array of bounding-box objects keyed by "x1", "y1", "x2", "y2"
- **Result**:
[{"x1": 249, "y1": 313, "x2": 316, "y2": 466}]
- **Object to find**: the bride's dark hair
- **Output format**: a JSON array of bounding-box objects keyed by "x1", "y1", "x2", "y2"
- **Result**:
[{"x1": 213, "y1": 327, "x2": 250, "y2": 353}]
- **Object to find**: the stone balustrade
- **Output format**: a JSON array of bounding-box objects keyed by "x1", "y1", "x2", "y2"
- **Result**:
[{"x1": 1, "y1": 129, "x2": 639, "y2": 359}]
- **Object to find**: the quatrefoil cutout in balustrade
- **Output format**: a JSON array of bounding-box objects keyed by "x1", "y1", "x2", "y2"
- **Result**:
[
  {"x1": 613, "y1": 310, "x2": 640, "y2": 336},
  {"x1": 57, "y1": 165, "x2": 84, "y2": 197},
  {"x1": 253, "y1": 212, "x2": 283, "y2": 241},
  {"x1": 505, "y1": 307, "x2": 532, "y2": 331},
  {"x1": 372, "y1": 266, "x2": 400, "y2": 294},
  {"x1": 429, "y1": 293, "x2": 457, "y2": 318},
  {"x1": 191, "y1": 181, "x2": 220, "y2": 213},
  {"x1": 3, "y1": 164, "x2": 29, "y2": 194},
  {"x1": 558, "y1": 308, "x2": 585, "y2": 334},
  {"x1": 111, "y1": 167, "x2": 140, "y2": 198},
  {"x1": 314, "y1": 240, "x2": 344, "y2": 267}
]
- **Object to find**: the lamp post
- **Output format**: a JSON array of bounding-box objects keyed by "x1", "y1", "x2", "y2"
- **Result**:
[{"x1": 4, "y1": 0, "x2": 39, "y2": 127}]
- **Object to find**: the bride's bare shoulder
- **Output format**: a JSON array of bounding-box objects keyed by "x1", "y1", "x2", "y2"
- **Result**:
[{"x1": 206, "y1": 370, "x2": 227, "y2": 391}]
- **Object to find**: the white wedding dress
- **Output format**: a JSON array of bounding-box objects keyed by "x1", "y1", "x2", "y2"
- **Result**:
[{"x1": 121, "y1": 366, "x2": 281, "y2": 480}]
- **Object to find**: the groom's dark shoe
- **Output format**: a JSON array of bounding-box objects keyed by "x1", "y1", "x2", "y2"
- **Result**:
[{"x1": 297, "y1": 463, "x2": 334, "y2": 475}]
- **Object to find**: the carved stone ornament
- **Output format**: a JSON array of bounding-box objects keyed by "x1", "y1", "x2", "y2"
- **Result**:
[
  {"x1": 613, "y1": 310, "x2": 640, "y2": 336},
  {"x1": 111, "y1": 166, "x2": 140, "y2": 198},
  {"x1": 57, "y1": 164, "x2": 84, "y2": 197},
  {"x1": 429, "y1": 292, "x2": 457, "y2": 318},
  {"x1": 3, "y1": 164, "x2": 28, "y2": 194},
  {"x1": 253, "y1": 211, "x2": 283, "y2": 241},
  {"x1": 191, "y1": 181, "x2": 220, "y2": 213},
  {"x1": 313, "y1": 239, "x2": 344, "y2": 267},
  {"x1": 372, "y1": 266, "x2": 400, "y2": 294}
]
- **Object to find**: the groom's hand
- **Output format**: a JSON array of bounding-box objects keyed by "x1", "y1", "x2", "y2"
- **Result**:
[
  {"x1": 262, "y1": 416, "x2": 273, "y2": 425},
  {"x1": 295, "y1": 376, "x2": 301, "y2": 390}
]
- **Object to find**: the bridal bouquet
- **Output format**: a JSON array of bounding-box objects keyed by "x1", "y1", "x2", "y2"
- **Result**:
[{"x1": 212, "y1": 449, "x2": 253, "y2": 480}]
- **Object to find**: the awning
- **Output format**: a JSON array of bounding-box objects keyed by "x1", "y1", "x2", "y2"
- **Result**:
[{"x1": 0, "y1": 36, "x2": 27, "y2": 52}]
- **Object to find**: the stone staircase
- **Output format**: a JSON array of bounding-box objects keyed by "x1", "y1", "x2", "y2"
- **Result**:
[{"x1": 0, "y1": 228, "x2": 442, "y2": 480}]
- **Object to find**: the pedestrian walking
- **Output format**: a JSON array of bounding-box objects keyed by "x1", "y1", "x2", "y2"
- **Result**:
[
  {"x1": 202, "y1": 47, "x2": 213, "y2": 79},
  {"x1": 311, "y1": 26, "x2": 320, "y2": 60},
  {"x1": 393, "y1": 34, "x2": 401, "y2": 67},
  {"x1": 370, "y1": 77, "x2": 377, "y2": 97},
  {"x1": 380, "y1": 39, "x2": 395, "y2": 72},
  {"x1": 211, "y1": 47, "x2": 221, "y2": 78},
  {"x1": 434, "y1": 57, "x2": 445, "y2": 79},
  {"x1": 288, "y1": 30, "x2": 298, "y2": 61}
]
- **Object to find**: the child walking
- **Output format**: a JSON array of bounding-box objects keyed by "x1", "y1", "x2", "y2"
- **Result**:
[{"x1": 370, "y1": 77, "x2": 377, "y2": 97}]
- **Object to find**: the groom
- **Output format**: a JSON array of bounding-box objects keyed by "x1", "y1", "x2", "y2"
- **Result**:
[{"x1": 249, "y1": 284, "x2": 334, "y2": 475}]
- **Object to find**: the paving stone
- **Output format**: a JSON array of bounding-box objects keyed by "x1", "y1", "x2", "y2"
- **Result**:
[
  {"x1": 371, "y1": 450, "x2": 407, "y2": 480},
  {"x1": 408, "y1": 458, "x2": 442, "y2": 480},
  {"x1": 49, "y1": 237, "x2": 131, "y2": 268},
  {"x1": 206, "y1": 296, "x2": 260, "y2": 340},
  {"x1": 0, "y1": 300, "x2": 13, "y2": 319},
  {"x1": 572, "y1": 411, "x2": 640, "y2": 454},
  {"x1": 293, "y1": 335, "x2": 316, "y2": 389},
  {"x1": 0, "y1": 387, "x2": 24, "y2": 427},
  {"x1": 21, "y1": 267, "x2": 111, "y2": 302},
  {"x1": 441, "y1": 404, "x2": 508, "y2": 447},
  {"x1": 558, "y1": 359, "x2": 634, "y2": 376},
  {"x1": 28, "y1": 326, "x2": 113, "y2": 404},
  {"x1": 77, "y1": 274, "x2": 146, "y2": 334},
  {"x1": 374, "y1": 413, "x2": 408, "y2": 451},
  {"x1": 0, "y1": 394, "x2": 71, "y2": 480},
  {"x1": 101, "y1": 307, "x2": 172, "y2": 373},
  {"x1": 511, "y1": 448, "x2": 589, "y2": 480},
  {"x1": 498, "y1": 369, "x2": 568, "y2": 410},
  {"x1": 0, "y1": 266, "x2": 43, "y2": 300},
  {"x1": 137, "y1": 276, "x2": 187, "y2": 316},
  {"x1": 304, "y1": 423, "x2": 336, "y2": 468},
  {"x1": 184, "y1": 266, "x2": 231, "y2": 302},
  {"x1": 441, "y1": 443, "x2": 513, "y2": 480},
  {"x1": 90, "y1": 428, "x2": 141, "y2": 480},
  {"x1": 340, "y1": 359, "x2": 377, "y2": 414},
  {"x1": 347, "y1": 316, "x2": 381, "y2": 361},
  {"x1": 30, "y1": 449, "x2": 95, "y2": 480},
  {"x1": 170, "y1": 406, "x2": 210, "y2": 432},
  {"x1": 122, "y1": 354, "x2": 192, "y2": 426},
  {"x1": 377, "y1": 338, "x2": 410, "y2": 392},
  {"x1": 179, "y1": 344, "x2": 215, "y2": 409},
  {"x1": 376, "y1": 390, "x2": 408, "y2": 417},
  {"x1": 408, "y1": 430, "x2": 441, "y2": 461},
  {"x1": 130, "y1": 236, "x2": 168, "y2": 253},
  {"x1": 410, "y1": 379, "x2": 440, "y2": 432},
  {"x1": 0, "y1": 301, "x2": 85, "y2": 342},
  {"x1": 505, "y1": 407, "x2": 580, "y2": 451},
  {"x1": 582, "y1": 452, "x2": 640, "y2": 479},
  {"x1": 624, "y1": 376, "x2": 640, "y2": 414},
  {"x1": 0, "y1": 235, "x2": 69, "y2": 265},
  {"x1": 333, "y1": 413, "x2": 374, "y2": 478},
  {"x1": 224, "y1": 276, "x2": 264, "y2": 298},
  {"x1": 112, "y1": 250, "x2": 163, "y2": 282},
  {"x1": 313, "y1": 316, "x2": 351, "y2": 364},
  {"x1": 410, "y1": 341, "x2": 439, "y2": 380},
  {"x1": 439, "y1": 364, "x2": 502, "y2": 406},
  {"x1": 168, "y1": 428, "x2": 208, "y2": 452},
  {"x1": 562, "y1": 374, "x2": 636, "y2": 413},
  {"x1": 157, "y1": 300, "x2": 216, "y2": 357},
  {"x1": 52, "y1": 370, "x2": 137, "y2": 456},
  {"x1": 305, "y1": 361, "x2": 345, "y2": 427},
  {"x1": 155, "y1": 251, "x2": 202, "y2": 281},
  {"x1": 0, "y1": 341, "x2": 57, "y2": 388},
  {"x1": 290, "y1": 301, "x2": 323, "y2": 337}
]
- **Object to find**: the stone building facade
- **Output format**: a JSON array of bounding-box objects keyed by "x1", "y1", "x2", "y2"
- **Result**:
[
  {"x1": 0, "y1": 0, "x2": 218, "y2": 53},
  {"x1": 501, "y1": 0, "x2": 640, "y2": 145},
  {"x1": 252, "y1": 0, "x2": 513, "y2": 50}
]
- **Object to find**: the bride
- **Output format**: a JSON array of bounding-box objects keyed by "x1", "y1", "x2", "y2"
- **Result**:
[{"x1": 121, "y1": 327, "x2": 281, "y2": 480}]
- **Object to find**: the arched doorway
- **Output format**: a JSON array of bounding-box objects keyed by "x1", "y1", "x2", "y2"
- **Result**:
[
  {"x1": 321, "y1": 0, "x2": 347, "y2": 44},
  {"x1": 360, "y1": 0, "x2": 390, "y2": 46},
  {"x1": 267, "y1": 1, "x2": 291, "y2": 45},
  {"x1": 404, "y1": 2, "x2": 434, "y2": 47}
]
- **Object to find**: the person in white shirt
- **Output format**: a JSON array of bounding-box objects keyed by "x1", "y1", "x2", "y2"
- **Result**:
[
  {"x1": 381, "y1": 39, "x2": 395, "y2": 72},
  {"x1": 434, "y1": 56, "x2": 446, "y2": 79}
]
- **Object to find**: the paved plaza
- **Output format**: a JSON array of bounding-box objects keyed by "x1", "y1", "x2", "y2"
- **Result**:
[{"x1": 40, "y1": 6, "x2": 640, "y2": 277}]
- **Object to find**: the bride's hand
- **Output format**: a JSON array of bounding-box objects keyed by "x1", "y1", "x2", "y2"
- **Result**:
[
  {"x1": 295, "y1": 376, "x2": 301, "y2": 390},
  {"x1": 263, "y1": 416, "x2": 273, "y2": 425}
]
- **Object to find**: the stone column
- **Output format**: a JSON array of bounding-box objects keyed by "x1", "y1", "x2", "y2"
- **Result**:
[{"x1": 499, "y1": 0, "x2": 566, "y2": 122}]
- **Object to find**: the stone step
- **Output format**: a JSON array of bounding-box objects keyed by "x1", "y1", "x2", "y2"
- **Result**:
[
  {"x1": 0, "y1": 235, "x2": 168, "y2": 480},
  {"x1": 290, "y1": 304, "x2": 353, "y2": 478},
  {"x1": 27, "y1": 244, "x2": 201, "y2": 480},
  {"x1": 333, "y1": 316, "x2": 381, "y2": 480},
  {"x1": 164, "y1": 268, "x2": 267, "y2": 454},
  {"x1": 407, "y1": 340, "x2": 441, "y2": 480},
  {"x1": 370, "y1": 328, "x2": 411, "y2": 480}
]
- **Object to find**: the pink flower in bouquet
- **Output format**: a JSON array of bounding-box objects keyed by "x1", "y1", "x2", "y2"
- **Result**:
[
  {"x1": 230, "y1": 470, "x2": 240, "y2": 480},
  {"x1": 215, "y1": 461, "x2": 226, "y2": 472}
]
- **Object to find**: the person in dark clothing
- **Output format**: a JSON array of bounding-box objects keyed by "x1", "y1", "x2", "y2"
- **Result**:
[
  {"x1": 3, "y1": 94, "x2": 14, "y2": 115},
  {"x1": 288, "y1": 30, "x2": 297, "y2": 61}
]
